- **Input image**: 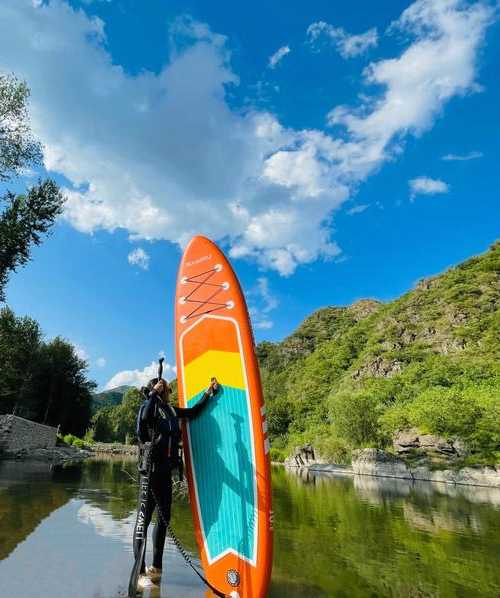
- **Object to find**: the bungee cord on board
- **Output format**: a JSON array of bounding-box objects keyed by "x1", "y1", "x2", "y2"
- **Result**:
[{"x1": 180, "y1": 265, "x2": 233, "y2": 321}]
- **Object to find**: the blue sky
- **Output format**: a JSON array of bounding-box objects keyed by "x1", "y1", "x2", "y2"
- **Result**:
[{"x1": 1, "y1": 0, "x2": 499, "y2": 389}]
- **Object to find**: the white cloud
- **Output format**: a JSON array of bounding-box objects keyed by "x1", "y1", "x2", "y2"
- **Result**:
[
  {"x1": 96, "y1": 357, "x2": 106, "y2": 367},
  {"x1": 326, "y1": 0, "x2": 493, "y2": 185},
  {"x1": 442, "y1": 150, "x2": 483, "y2": 161},
  {"x1": 347, "y1": 204, "x2": 369, "y2": 215},
  {"x1": 104, "y1": 360, "x2": 177, "y2": 390},
  {"x1": 127, "y1": 247, "x2": 150, "y2": 270},
  {"x1": 78, "y1": 503, "x2": 134, "y2": 546},
  {"x1": 307, "y1": 21, "x2": 378, "y2": 58},
  {"x1": 0, "y1": 1, "x2": 494, "y2": 276},
  {"x1": 268, "y1": 45, "x2": 290, "y2": 68},
  {"x1": 409, "y1": 176, "x2": 449, "y2": 198},
  {"x1": 248, "y1": 276, "x2": 278, "y2": 330}
]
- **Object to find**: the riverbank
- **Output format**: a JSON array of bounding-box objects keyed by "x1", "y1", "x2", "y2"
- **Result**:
[
  {"x1": 0, "y1": 441, "x2": 137, "y2": 464},
  {"x1": 285, "y1": 448, "x2": 500, "y2": 489}
]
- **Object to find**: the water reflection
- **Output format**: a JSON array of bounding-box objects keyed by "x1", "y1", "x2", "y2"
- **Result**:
[
  {"x1": 272, "y1": 467, "x2": 500, "y2": 597},
  {"x1": 1, "y1": 460, "x2": 500, "y2": 598}
]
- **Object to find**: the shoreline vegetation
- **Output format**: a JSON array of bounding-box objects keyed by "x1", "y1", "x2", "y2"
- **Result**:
[{"x1": 2, "y1": 440, "x2": 499, "y2": 489}]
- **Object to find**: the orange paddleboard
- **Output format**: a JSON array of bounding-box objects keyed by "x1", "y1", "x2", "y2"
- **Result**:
[{"x1": 175, "y1": 236, "x2": 272, "y2": 598}]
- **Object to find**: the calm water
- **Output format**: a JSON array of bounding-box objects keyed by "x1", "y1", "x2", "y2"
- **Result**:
[{"x1": 0, "y1": 459, "x2": 499, "y2": 598}]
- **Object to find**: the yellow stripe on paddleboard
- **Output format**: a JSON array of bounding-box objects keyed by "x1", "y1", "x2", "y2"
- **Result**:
[{"x1": 184, "y1": 350, "x2": 245, "y2": 400}]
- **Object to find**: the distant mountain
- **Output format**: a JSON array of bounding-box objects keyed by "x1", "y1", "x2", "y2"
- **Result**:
[{"x1": 91, "y1": 385, "x2": 133, "y2": 414}]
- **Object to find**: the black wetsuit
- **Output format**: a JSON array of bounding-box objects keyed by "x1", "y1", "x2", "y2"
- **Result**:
[{"x1": 133, "y1": 388, "x2": 211, "y2": 571}]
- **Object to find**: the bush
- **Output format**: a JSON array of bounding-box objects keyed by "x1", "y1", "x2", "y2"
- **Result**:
[
  {"x1": 83, "y1": 428, "x2": 95, "y2": 444},
  {"x1": 330, "y1": 390, "x2": 386, "y2": 447},
  {"x1": 380, "y1": 385, "x2": 500, "y2": 458},
  {"x1": 269, "y1": 447, "x2": 287, "y2": 463},
  {"x1": 61, "y1": 433, "x2": 85, "y2": 448},
  {"x1": 315, "y1": 435, "x2": 351, "y2": 464}
]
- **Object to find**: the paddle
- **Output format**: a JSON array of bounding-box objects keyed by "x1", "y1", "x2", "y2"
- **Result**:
[{"x1": 128, "y1": 357, "x2": 164, "y2": 597}]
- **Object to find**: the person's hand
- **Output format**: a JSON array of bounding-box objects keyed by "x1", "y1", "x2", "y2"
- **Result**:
[
  {"x1": 154, "y1": 379, "x2": 169, "y2": 395},
  {"x1": 209, "y1": 377, "x2": 219, "y2": 395}
]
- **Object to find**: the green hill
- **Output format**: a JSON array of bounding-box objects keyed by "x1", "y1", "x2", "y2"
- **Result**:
[
  {"x1": 260, "y1": 242, "x2": 499, "y2": 465},
  {"x1": 91, "y1": 385, "x2": 132, "y2": 414}
]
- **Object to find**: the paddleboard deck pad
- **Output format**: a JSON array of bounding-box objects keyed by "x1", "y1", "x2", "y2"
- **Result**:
[{"x1": 175, "y1": 236, "x2": 272, "y2": 598}]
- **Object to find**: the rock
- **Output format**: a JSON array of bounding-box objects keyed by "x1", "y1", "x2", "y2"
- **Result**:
[
  {"x1": 416, "y1": 277, "x2": 438, "y2": 291},
  {"x1": 285, "y1": 445, "x2": 319, "y2": 467},
  {"x1": 418, "y1": 434, "x2": 455, "y2": 453},
  {"x1": 452, "y1": 439, "x2": 469, "y2": 457},
  {"x1": 348, "y1": 299, "x2": 382, "y2": 321},
  {"x1": 393, "y1": 428, "x2": 420, "y2": 453},
  {"x1": 393, "y1": 429, "x2": 458, "y2": 458},
  {"x1": 352, "y1": 357, "x2": 404, "y2": 380},
  {"x1": 92, "y1": 442, "x2": 138, "y2": 456},
  {"x1": 352, "y1": 448, "x2": 413, "y2": 480}
]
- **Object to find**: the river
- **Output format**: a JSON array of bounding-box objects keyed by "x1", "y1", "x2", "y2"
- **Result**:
[{"x1": 0, "y1": 458, "x2": 499, "y2": 597}]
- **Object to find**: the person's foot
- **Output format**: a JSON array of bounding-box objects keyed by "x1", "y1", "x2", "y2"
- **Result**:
[
  {"x1": 145, "y1": 565, "x2": 162, "y2": 584},
  {"x1": 137, "y1": 573, "x2": 158, "y2": 590}
]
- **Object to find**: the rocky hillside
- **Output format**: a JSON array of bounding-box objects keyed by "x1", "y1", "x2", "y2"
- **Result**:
[
  {"x1": 91, "y1": 385, "x2": 132, "y2": 414},
  {"x1": 261, "y1": 242, "x2": 499, "y2": 465}
]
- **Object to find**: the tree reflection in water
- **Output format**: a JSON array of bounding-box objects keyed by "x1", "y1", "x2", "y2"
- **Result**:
[{"x1": 1, "y1": 459, "x2": 500, "y2": 597}]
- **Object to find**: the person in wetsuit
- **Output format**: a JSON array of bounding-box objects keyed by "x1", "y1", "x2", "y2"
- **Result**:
[{"x1": 133, "y1": 375, "x2": 219, "y2": 590}]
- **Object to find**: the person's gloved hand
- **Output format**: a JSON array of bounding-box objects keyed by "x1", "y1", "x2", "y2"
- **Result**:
[
  {"x1": 153, "y1": 379, "x2": 170, "y2": 396},
  {"x1": 208, "y1": 377, "x2": 219, "y2": 395}
]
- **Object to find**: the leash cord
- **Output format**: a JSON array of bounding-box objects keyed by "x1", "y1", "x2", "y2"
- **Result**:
[{"x1": 150, "y1": 483, "x2": 228, "y2": 598}]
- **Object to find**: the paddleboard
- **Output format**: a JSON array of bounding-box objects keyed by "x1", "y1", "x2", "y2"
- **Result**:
[{"x1": 175, "y1": 236, "x2": 273, "y2": 598}]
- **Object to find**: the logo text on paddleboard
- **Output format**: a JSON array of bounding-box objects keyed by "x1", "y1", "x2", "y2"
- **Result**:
[
  {"x1": 186, "y1": 254, "x2": 212, "y2": 267},
  {"x1": 226, "y1": 569, "x2": 240, "y2": 587}
]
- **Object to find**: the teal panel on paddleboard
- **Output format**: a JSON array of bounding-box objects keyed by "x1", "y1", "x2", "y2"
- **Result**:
[{"x1": 188, "y1": 386, "x2": 256, "y2": 562}]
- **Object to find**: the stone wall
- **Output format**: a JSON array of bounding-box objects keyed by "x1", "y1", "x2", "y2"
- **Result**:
[{"x1": 0, "y1": 415, "x2": 57, "y2": 453}]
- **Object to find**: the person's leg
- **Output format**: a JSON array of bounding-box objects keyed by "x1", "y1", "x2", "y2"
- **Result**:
[
  {"x1": 133, "y1": 474, "x2": 155, "y2": 573},
  {"x1": 151, "y1": 472, "x2": 173, "y2": 570}
]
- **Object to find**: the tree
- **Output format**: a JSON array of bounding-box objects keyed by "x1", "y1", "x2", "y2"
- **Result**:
[
  {"x1": 34, "y1": 337, "x2": 96, "y2": 436},
  {"x1": 0, "y1": 73, "x2": 65, "y2": 301},
  {"x1": 0, "y1": 180, "x2": 65, "y2": 300},
  {"x1": 0, "y1": 307, "x2": 96, "y2": 435},
  {"x1": 0, "y1": 306, "x2": 42, "y2": 417},
  {"x1": 112, "y1": 387, "x2": 143, "y2": 443},
  {"x1": 92, "y1": 407, "x2": 114, "y2": 442},
  {"x1": 0, "y1": 73, "x2": 42, "y2": 181}
]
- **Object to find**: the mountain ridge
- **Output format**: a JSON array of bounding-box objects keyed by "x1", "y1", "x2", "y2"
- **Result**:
[{"x1": 260, "y1": 241, "x2": 499, "y2": 464}]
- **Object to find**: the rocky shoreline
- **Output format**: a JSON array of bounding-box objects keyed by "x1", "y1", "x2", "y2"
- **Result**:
[
  {"x1": 0, "y1": 442, "x2": 137, "y2": 464},
  {"x1": 286, "y1": 448, "x2": 500, "y2": 489}
]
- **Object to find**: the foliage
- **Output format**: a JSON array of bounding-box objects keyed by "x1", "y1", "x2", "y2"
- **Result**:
[
  {"x1": 0, "y1": 73, "x2": 42, "y2": 181},
  {"x1": 269, "y1": 447, "x2": 287, "y2": 463},
  {"x1": 61, "y1": 433, "x2": 85, "y2": 448},
  {"x1": 0, "y1": 180, "x2": 65, "y2": 300},
  {"x1": 91, "y1": 385, "x2": 132, "y2": 414},
  {"x1": 90, "y1": 387, "x2": 143, "y2": 444},
  {"x1": 0, "y1": 73, "x2": 65, "y2": 301},
  {"x1": 0, "y1": 306, "x2": 96, "y2": 436},
  {"x1": 262, "y1": 242, "x2": 500, "y2": 465}
]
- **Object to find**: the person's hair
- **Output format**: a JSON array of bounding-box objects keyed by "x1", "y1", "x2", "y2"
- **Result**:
[
  {"x1": 147, "y1": 378, "x2": 159, "y2": 391},
  {"x1": 147, "y1": 378, "x2": 171, "y2": 395}
]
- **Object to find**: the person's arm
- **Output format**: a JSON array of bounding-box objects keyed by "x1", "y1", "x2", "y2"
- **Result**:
[
  {"x1": 141, "y1": 390, "x2": 160, "y2": 429},
  {"x1": 175, "y1": 379, "x2": 219, "y2": 419}
]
